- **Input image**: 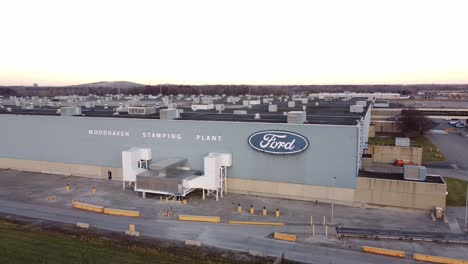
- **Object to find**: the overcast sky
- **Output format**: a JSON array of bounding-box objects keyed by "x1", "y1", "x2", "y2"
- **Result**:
[{"x1": 1, "y1": 0, "x2": 467, "y2": 86}]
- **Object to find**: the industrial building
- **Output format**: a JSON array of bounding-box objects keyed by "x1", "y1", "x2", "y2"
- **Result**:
[{"x1": 0, "y1": 93, "x2": 446, "y2": 209}]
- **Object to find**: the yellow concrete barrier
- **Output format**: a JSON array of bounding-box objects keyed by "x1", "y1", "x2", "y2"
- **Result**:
[
  {"x1": 103, "y1": 208, "x2": 141, "y2": 217},
  {"x1": 362, "y1": 246, "x2": 406, "y2": 258},
  {"x1": 274, "y1": 232, "x2": 296, "y2": 242},
  {"x1": 72, "y1": 201, "x2": 104, "y2": 213},
  {"x1": 228, "y1": 221, "x2": 285, "y2": 226},
  {"x1": 178, "y1": 215, "x2": 221, "y2": 223},
  {"x1": 413, "y1": 253, "x2": 468, "y2": 264}
]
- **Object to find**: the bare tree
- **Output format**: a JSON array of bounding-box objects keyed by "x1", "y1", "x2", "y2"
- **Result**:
[{"x1": 397, "y1": 108, "x2": 432, "y2": 138}]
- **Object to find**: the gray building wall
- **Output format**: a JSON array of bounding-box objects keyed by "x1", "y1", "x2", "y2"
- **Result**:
[{"x1": 0, "y1": 114, "x2": 360, "y2": 188}]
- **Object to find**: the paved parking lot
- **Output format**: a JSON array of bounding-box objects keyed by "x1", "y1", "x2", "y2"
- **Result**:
[{"x1": 426, "y1": 121, "x2": 468, "y2": 170}]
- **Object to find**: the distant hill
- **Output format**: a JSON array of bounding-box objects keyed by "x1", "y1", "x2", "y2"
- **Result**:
[{"x1": 69, "y1": 81, "x2": 145, "y2": 88}]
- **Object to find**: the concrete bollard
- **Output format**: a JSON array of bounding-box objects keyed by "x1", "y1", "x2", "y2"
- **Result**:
[
  {"x1": 76, "y1": 222, "x2": 90, "y2": 229},
  {"x1": 312, "y1": 224, "x2": 315, "y2": 237},
  {"x1": 125, "y1": 224, "x2": 140, "y2": 237},
  {"x1": 310, "y1": 216, "x2": 313, "y2": 225},
  {"x1": 185, "y1": 240, "x2": 201, "y2": 247},
  {"x1": 92, "y1": 187, "x2": 96, "y2": 194},
  {"x1": 237, "y1": 204, "x2": 242, "y2": 213},
  {"x1": 248, "y1": 249, "x2": 266, "y2": 257},
  {"x1": 325, "y1": 225, "x2": 328, "y2": 238},
  {"x1": 66, "y1": 184, "x2": 70, "y2": 191},
  {"x1": 250, "y1": 205, "x2": 254, "y2": 215},
  {"x1": 276, "y1": 208, "x2": 280, "y2": 218},
  {"x1": 323, "y1": 216, "x2": 326, "y2": 226},
  {"x1": 262, "y1": 207, "x2": 267, "y2": 216}
]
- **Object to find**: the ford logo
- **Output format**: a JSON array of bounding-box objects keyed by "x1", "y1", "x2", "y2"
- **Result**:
[{"x1": 248, "y1": 130, "x2": 309, "y2": 154}]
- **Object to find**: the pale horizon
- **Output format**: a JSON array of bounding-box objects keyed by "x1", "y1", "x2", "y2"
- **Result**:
[{"x1": 1, "y1": 0, "x2": 467, "y2": 86}]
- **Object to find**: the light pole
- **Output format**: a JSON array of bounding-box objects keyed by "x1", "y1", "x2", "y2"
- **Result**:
[
  {"x1": 465, "y1": 184, "x2": 468, "y2": 232},
  {"x1": 331, "y1": 176, "x2": 336, "y2": 225}
]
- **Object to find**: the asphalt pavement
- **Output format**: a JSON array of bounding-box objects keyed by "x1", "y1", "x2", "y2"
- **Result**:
[
  {"x1": 0, "y1": 199, "x2": 417, "y2": 264},
  {"x1": 426, "y1": 121, "x2": 468, "y2": 171}
]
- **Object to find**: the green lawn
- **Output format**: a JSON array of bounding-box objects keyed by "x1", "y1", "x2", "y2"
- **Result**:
[
  {"x1": 444, "y1": 177, "x2": 468, "y2": 206},
  {"x1": 368, "y1": 137, "x2": 395, "y2": 146},
  {"x1": 368, "y1": 136, "x2": 445, "y2": 163},
  {"x1": 412, "y1": 136, "x2": 445, "y2": 163},
  {"x1": 0, "y1": 221, "x2": 271, "y2": 264}
]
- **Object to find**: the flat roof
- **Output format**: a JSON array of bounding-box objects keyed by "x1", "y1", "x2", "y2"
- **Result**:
[
  {"x1": 359, "y1": 170, "x2": 444, "y2": 184},
  {"x1": 0, "y1": 97, "x2": 370, "y2": 126}
]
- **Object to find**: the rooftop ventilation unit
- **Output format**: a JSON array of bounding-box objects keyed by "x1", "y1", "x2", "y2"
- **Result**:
[
  {"x1": 60, "y1": 106, "x2": 82, "y2": 116},
  {"x1": 128, "y1": 106, "x2": 157, "y2": 115},
  {"x1": 233, "y1": 110, "x2": 247, "y2": 115},
  {"x1": 191, "y1": 104, "x2": 214, "y2": 111},
  {"x1": 374, "y1": 100, "x2": 390, "y2": 108},
  {"x1": 403, "y1": 165, "x2": 427, "y2": 181},
  {"x1": 288, "y1": 101, "x2": 296, "y2": 108},
  {"x1": 350, "y1": 105, "x2": 364, "y2": 113},
  {"x1": 395, "y1": 137, "x2": 410, "y2": 147},
  {"x1": 356, "y1": 101, "x2": 367, "y2": 106},
  {"x1": 215, "y1": 104, "x2": 225, "y2": 112},
  {"x1": 287, "y1": 111, "x2": 306, "y2": 124},
  {"x1": 160, "y1": 109, "x2": 179, "y2": 120},
  {"x1": 268, "y1": 104, "x2": 278, "y2": 112}
]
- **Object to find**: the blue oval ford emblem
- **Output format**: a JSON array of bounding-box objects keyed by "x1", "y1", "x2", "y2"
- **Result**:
[{"x1": 248, "y1": 130, "x2": 309, "y2": 154}]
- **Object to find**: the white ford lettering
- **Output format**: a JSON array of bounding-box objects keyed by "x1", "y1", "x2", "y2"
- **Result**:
[
  {"x1": 259, "y1": 134, "x2": 296, "y2": 150},
  {"x1": 248, "y1": 130, "x2": 308, "y2": 154}
]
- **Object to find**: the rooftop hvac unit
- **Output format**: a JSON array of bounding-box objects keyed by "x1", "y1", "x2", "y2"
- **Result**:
[
  {"x1": 350, "y1": 105, "x2": 364, "y2": 113},
  {"x1": 356, "y1": 100, "x2": 367, "y2": 106},
  {"x1": 160, "y1": 109, "x2": 179, "y2": 120},
  {"x1": 233, "y1": 110, "x2": 247, "y2": 115},
  {"x1": 60, "y1": 106, "x2": 82, "y2": 116},
  {"x1": 374, "y1": 100, "x2": 390, "y2": 108},
  {"x1": 288, "y1": 101, "x2": 296, "y2": 108},
  {"x1": 403, "y1": 165, "x2": 427, "y2": 181},
  {"x1": 287, "y1": 111, "x2": 306, "y2": 124},
  {"x1": 395, "y1": 137, "x2": 410, "y2": 147},
  {"x1": 215, "y1": 104, "x2": 225, "y2": 111},
  {"x1": 268, "y1": 104, "x2": 278, "y2": 112}
]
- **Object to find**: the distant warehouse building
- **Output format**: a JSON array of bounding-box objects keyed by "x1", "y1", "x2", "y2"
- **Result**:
[{"x1": 0, "y1": 95, "x2": 446, "y2": 210}]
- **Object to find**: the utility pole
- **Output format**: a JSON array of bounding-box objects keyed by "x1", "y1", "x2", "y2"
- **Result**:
[{"x1": 331, "y1": 176, "x2": 336, "y2": 225}]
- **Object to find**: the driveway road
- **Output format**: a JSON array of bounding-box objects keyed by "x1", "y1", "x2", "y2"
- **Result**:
[{"x1": 0, "y1": 199, "x2": 417, "y2": 264}]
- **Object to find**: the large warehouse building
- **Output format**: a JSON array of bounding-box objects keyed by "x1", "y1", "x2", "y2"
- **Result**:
[{"x1": 0, "y1": 94, "x2": 445, "y2": 209}]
